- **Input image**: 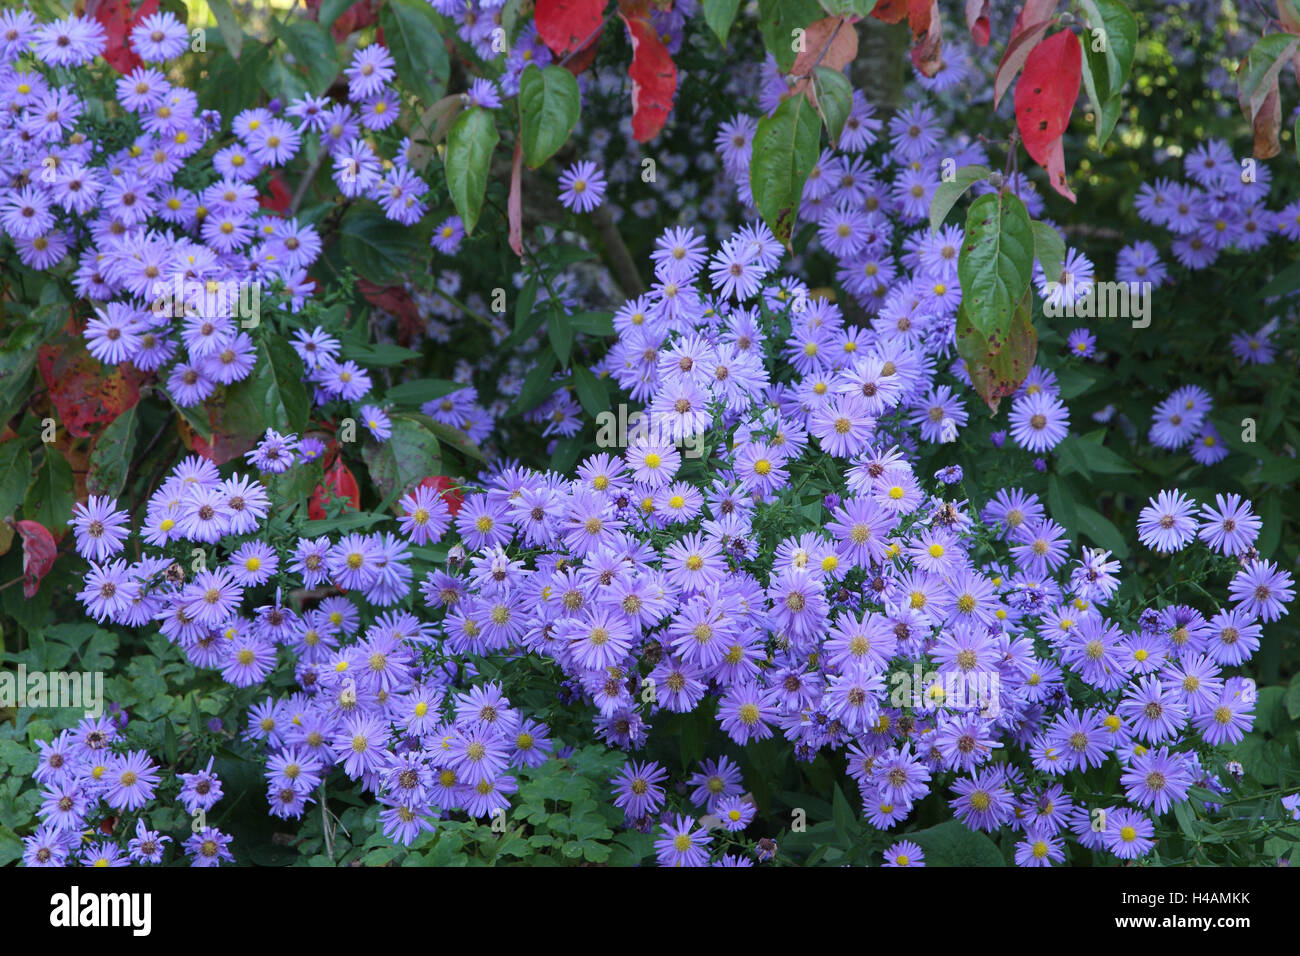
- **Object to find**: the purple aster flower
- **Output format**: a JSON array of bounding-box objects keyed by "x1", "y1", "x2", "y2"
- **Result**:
[
  {"x1": 557, "y1": 160, "x2": 606, "y2": 213},
  {"x1": 68, "y1": 495, "x2": 131, "y2": 562},
  {"x1": 127, "y1": 818, "x2": 172, "y2": 864},
  {"x1": 1009, "y1": 390, "x2": 1069, "y2": 453},
  {"x1": 130, "y1": 11, "x2": 189, "y2": 61},
  {"x1": 1120, "y1": 747, "x2": 1193, "y2": 815},
  {"x1": 1197, "y1": 493, "x2": 1260, "y2": 556},
  {"x1": 103, "y1": 750, "x2": 160, "y2": 811},
  {"x1": 654, "y1": 814, "x2": 710, "y2": 867},
  {"x1": 611, "y1": 760, "x2": 668, "y2": 821},
  {"x1": 1228, "y1": 559, "x2": 1295, "y2": 623},
  {"x1": 177, "y1": 756, "x2": 224, "y2": 815},
  {"x1": 1136, "y1": 489, "x2": 1198, "y2": 553},
  {"x1": 883, "y1": 839, "x2": 924, "y2": 866},
  {"x1": 431, "y1": 215, "x2": 465, "y2": 254},
  {"x1": 185, "y1": 826, "x2": 235, "y2": 867},
  {"x1": 246, "y1": 428, "x2": 298, "y2": 473}
]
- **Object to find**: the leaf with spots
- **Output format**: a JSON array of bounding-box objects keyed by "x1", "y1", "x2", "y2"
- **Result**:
[
  {"x1": 535, "y1": 0, "x2": 608, "y2": 56},
  {"x1": 1014, "y1": 29, "x2": 1081, "y2": 202},
  {"x1": 957, "y1": 293, "x2": 1038, "y2": 412},
  {"x1": 957, "y1": 190, "x2": 1035, "y2": 347}
]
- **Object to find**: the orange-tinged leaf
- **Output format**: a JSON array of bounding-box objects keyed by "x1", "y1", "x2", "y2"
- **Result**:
[
  {"x1": 790, "y1": 17, "x2": 859, "y2": 100},
  {"x1": 909, "y1": 0, "x2": 944, "y2": 78},
  {"x1": 872, "y1": 0, "x2": 909, "y2": 24},
  {"x1": 38, "y1": 338, "x2": 145, "y2": 439},
  {"x1": 1014, "y1": 29, "x2": 1081, "y2": 202}
]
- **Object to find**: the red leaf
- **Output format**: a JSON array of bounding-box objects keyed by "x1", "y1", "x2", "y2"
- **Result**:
[
  {"x1": 508, "y1": 137, "x2": 524, "y2": 258},
  {"x1": 562, "y1": 30, "x2": 603, "y2": 76},
  {"x1": 908, "y1": 0, "x2": 944, "y2": 78},
  {"x1": 419, "y1": 475, "x2": 463, "y2": 516},
  {"x1": 94, "y1": 0, "x2": 160, "y2": 75},
  {"x1": 965, "y1": 0, "x2": 990, "y2": 46},
  {"x1": 38, "y1": 337, "x2": 145, "y2": 439},
  {"x1": 1015, "y1": 29, "x2": 1081, "y2": 202},
  {"x1": 14, "y1": 520, "x2": 56, "y2": 598},
  {"x1": 309, "y1": 456, "x2": 360, "y2": 520},
  {"x1": 358, "y1": 280, "x2": 422, "y2": 344},
  {"x1": 259, "y1": 172, "x2": 293, "y2": 215},
  {"x1": 620, "y1": 13, "x2": 677, "y2": 142},
  {"x1": 304, "y1": 0, "x2": 379, "y2": 42},
  {"x1": 535, "y1": 0, "x2": 607, "y2": 57}
]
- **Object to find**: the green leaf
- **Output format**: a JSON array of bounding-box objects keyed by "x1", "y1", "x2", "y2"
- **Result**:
[
  {"x1": 831, "y1": 783, "x2": 855, "y2": 844},
  {"x1": 345, "y1": 342, "x2": 422, "y2": 366},
  {"x1": 518, "y1": 66, "x2": 582, "y2": 169},
  {"x1": 515, "y1": 275, "x2": 539, "y2": 331},
  {"x1": 273, "y1": 19, "x2": 339, "y2": 96},
  {"x1": 24, "y1": 447, "x2": 74, "y2": 534},
  {"x1": 207, "y1": 0, "x2": 244, "y2": 59},
  {"x1": 419, "y1": 416, "x2": 485, "y2": 463},
  {"x1": 360, "y1": 414, "x2": 443, "y2": 502},
  {"x1": 381, "y1": 0, "x2": 450, "y2": 104},
  {"x1": 86, "y1": 407, "x2": 138, "y2": 499},
  {"x1": 1055, "y1": 434, "x2": 1135, "y2": 478},
  {"x1": 928, "y1": 164, "x2": 990, "y2": 233},
  {"x1": 703, "y1": 0, "x2": 742, "y2": 45},
  {"x1": 1078, "y1": 0, "x2": 1136, "y2": 145},
  {"x1": 1258, "y1": 260, "x2": 1300, "y2": 299},
  {"x1": 511, "y1": 350, "x2": 559, "y2": 415},
  {"x1": 758, "y1": 0, "x2": 824, "y2": 73},
  {"x1": 1285, "y1": 672, "x2": 1300, "y2": 721},
  {"x1": 1031, "y1": 219, "x2": 1066, "y2": 286},
  {"x1": 204, "y1": 44, "x2": 269, "y2": 119},
  {"x1": 445, "y1": 107, "x2": 499, "y2": 234},
  {"x1": 958, "y1": 191, "x2": 1035, "y2": 345},
  {"x1": 1073, "y1": 503, "x2": 1129, "y2": 558},
  {"x1": 570, "y1": 365, "x2": 608, "y2": 418},
  {"x1": 813, "y1": 67, "x2": 853, "y2": 147},
  {"x1": 385, "y1": 379, "x2": 463, "y2": 407},
  {"x1": 819, "y1": 0, "x2": 879, "y2": 15},
  {"x1": 750, "y1": 92, "x2": 822, "y2": 248},
  {"x1": 1046, "y1": 473, "x2": 1078, "y2": 531},
  {"x1": 908, "y1": 820, "x2": 1005, "y2": 866},
  {"x1": 338, "y1": 206, "x2": 425, "y2": 284},
  {"x1": 0, "y1": 441, "x2": 32, "y2": 520},
  {"x1": 569, "y1": 311, "x2": 615, "y2": 336},
  {"x1": 256, "y1": 338, "x2": 311, "y2": 434},
  {"x1": 548, "y1": 311, "x2": 574, "y2": 367}
]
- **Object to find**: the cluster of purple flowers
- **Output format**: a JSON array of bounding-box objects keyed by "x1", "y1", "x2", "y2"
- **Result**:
[
  {"x1": 22, "y1": 713, "x2": 235, "y2": 867},
  {"x1": 1146, "y1": 383, "x2": 1227, "y2": 466},
  {"x1": 1135, "y1": 139, "x2": 1288, "y2": 269}
]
